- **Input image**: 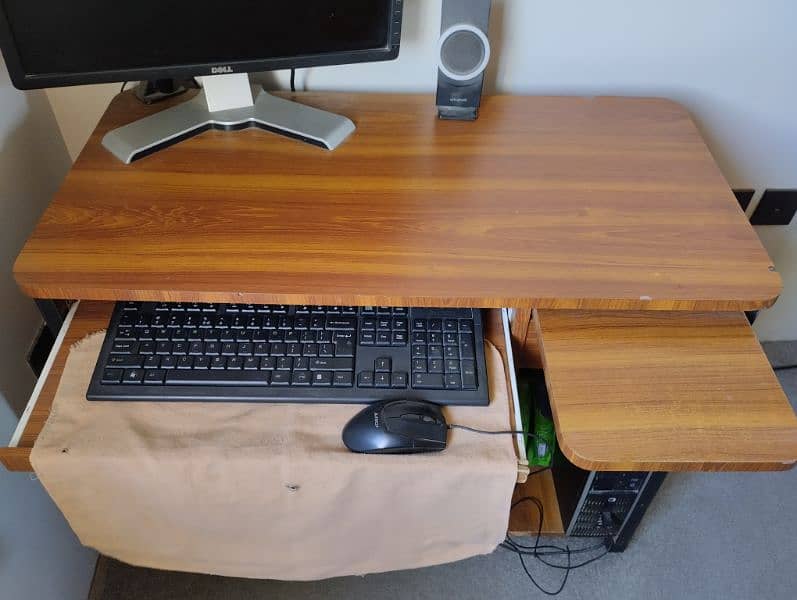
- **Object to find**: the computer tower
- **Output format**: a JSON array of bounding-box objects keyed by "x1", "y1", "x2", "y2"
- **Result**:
[{"x1": 552, "y1": 453, "x2": 665, "y2": 552}]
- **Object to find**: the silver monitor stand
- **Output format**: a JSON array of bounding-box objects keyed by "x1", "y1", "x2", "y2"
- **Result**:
[{"x1": 102, "y1": 73, "x2": 356, "y2": 163}]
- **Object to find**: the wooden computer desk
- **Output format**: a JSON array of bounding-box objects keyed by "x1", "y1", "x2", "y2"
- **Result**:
[{"x1": 4, "y1": 91, "x2": 797, "y2": 537}]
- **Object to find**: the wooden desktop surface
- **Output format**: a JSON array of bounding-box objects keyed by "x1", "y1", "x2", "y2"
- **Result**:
[
  {"x1": 535, "y1": 310, "x2": 797, "y2": 472},
  {"x1": 14, "y1": 91, "x2": 779, "y2": 310}
]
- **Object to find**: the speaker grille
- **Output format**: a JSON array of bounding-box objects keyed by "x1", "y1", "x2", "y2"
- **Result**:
[{"x1": 440, "y1": 30, "x2": 485, "y2": 78}]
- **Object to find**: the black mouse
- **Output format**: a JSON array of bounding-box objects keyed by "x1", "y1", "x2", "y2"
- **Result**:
[{"x1": 342, "y1": 399, "x2": 448, "y2": 454}]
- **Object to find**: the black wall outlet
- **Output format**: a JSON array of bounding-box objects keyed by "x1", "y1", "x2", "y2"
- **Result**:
[
  {"x1": 750, "y1": 189, "x2": 797, "y2": 225},
  {"x1": 733, "y1": 189, "x2": 755, "y2": 212}
]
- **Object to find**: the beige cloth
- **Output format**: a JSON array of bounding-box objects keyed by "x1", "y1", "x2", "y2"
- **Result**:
[{"x1": 31, "y1": 332, "x2": 518, "y2": 580}]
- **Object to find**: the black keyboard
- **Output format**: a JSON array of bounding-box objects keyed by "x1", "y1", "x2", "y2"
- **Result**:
[{"x1": 87, "y1": 302, "x2": 489, "y2": 405}]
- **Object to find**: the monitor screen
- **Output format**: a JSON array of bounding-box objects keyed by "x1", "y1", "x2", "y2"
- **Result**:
[{"x1": 0, "y1": 0, "x2": 400, "y2": 88}]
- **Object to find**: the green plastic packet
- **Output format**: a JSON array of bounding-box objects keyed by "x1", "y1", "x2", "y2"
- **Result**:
[{"x1": 519, "y1": 371, "x2": 556, "y2": 467}]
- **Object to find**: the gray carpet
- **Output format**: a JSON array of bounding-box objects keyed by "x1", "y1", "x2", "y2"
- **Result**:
[{"x1": 89, "y1": 342, "x2": 797, "y2": 600}]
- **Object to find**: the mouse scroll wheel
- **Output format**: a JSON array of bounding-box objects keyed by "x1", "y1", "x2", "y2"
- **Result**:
[{"x1": 400, "y1": 413, "x2": 436, "y2": 423}]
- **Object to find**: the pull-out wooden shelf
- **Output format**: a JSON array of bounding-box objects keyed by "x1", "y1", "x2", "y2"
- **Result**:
[
  {"x1": 535, "y1": 310, "x2": 797, "y2": 472},
  {"x1": 0, "y1": 302, "x2": 112, "y2": 471}
]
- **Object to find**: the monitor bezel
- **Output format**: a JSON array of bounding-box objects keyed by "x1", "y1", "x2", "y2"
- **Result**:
[{"x1": 0, "y1": 0, "x2": 402, "y2": 90}]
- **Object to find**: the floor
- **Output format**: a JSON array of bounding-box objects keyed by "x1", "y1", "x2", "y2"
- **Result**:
[{"x1": 88, "y1": 342, "x2": 797, "y2": 600}]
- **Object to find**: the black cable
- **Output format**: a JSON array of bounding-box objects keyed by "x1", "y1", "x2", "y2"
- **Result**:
[
  {"x1": 773, "y1": 364, "x2": 797, "y2": 371},
  {"x1": 448, "y1": 423, "x2": 545, "y2": 443},
  {"x1": 290, "y1": 68, "x2": 296, "y2": 92},
  {"x1": 501, "y1": 495, "x2": 612, "y2": 595},
  {"x1": 120, "y1": 81, "x2": 127, "y2": 93}
]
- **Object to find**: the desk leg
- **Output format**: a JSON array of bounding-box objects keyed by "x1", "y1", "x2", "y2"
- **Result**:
[{"x1": 36, "y1": 299, "x2": 67, "y2": 337}]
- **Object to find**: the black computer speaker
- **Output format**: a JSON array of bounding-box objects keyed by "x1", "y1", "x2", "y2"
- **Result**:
[{"x1": 436, "y1": 0, "x2": 492, "y2": 120}]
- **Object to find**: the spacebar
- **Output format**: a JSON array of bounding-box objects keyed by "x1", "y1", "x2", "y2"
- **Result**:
[{"x1": 165, "y1": 371, "x2": 270, "y2": 386}]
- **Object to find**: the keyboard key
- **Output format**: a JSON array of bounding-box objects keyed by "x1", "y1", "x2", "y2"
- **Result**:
[
  {"x1": 412, "y1": 318, "x2": 426, "y2": 331},
  {"x1": 316, "y1": 330, "x2": 332, "y2": 343},
  {"x1": 459, "y1": 320, "x2": 474, "y2": 333},
  {"x1": 376, "y1": 331, "x2": 391, "y2": 345},
  {"x1": 270, "y1": 343, "x2": 287, "y2": 356},
  {"x1": 444, "y1": 319, "x2": 458, "y2": 332},
  {"x1": 177, "y1": 356, "x2": 193, "y2": 369},
  {"x1": 325, "y1": 316, "x2": 356, "y2": 330},
  {"x1": 428, "y1": 359, "x2": 444, "y2": 374},
  {"x1": 310, "y1": 357, "x2": 354, "y2": 371},
  {"x1": 428, "y1": 332, "x2": 442, "y2": 345},
  {"x1": 243, "y1": 356, "x2": 259, "y2": 370},
  {"x1": 318, "y1": 343, "x2": 335, "y2": 357},
  {"x1": 392, "y1": 331, "x2": 408, "y2": 346},
  {"x1": 144, "y1": 370, "x2": 166, "y2": 384},
  {"x1": 391, "y1": 372, "x2": 408, "y2": 388},
  {"x1": 412, "y1": 372, "x2": 444, "y2": 389},
  {"x1": 361, "y1": 317, "x2": 376, "y2": 330},
  {"x1": 445, "y1": 360, "x2": 461, "y2": 374},
  {"x1": 445, "y1": 373, "x2": 461, "y2": 389},
  {"x1": 143, "y1": 355, "x2": 160, "y2": 369},
  {"x1": 412, "y1": 344, "x2": 427, "y2": 358},
  {"x1": 254, "y1": 342, "x2": 270, "y2": 356},
  {"x1": 358, "y1": 371, "x2": 374, "y2": 387},
  {"x1": 172, "y1": 341, "x2": 188, "y2": 355},
  {"x1": 260, "y1": 357, "x2": 276, "y2": 370},
  {"x1": 237, "y1": 342, "x2": 253, "y2": 356},
  {"x1": 287, "y1": 342, "x2": 302, "y2": 356},
  {"x1": 392, "y1": 308, "x2": 408, "y2": 315},
  {"x1": 294, "y1": 356, "x2": 309, "y2": 370},
  {"x1": 108, "y1": 355, "x2": 144, "y2": 368},
  {"x1": 166, "y1": 370, "x2": 271, "y2": 386},
  {"x1": 377, "y1": 317, "x2": 391, "y2": 329},
  {"x1": 428, "y1": 344, "x2": 443, "y2": 359},
  {"x1": 459, "y1": 335, "x2": 476, "y2": 359},
  {"x1": 276, "y1": 357, "x2": 293, "y2": 370},
  {"x1": 194, "y1": 356, "x2": 211, "y2": 369},
  {"x1": 444, "y1": 332, "x2": 458, "y2": 346},
  {"x1": 292, "y1": 371, "x2": 311, "y2": 386},
  {"x1": 461, "y1": 360, "x2": 477, "y2": 390},
  {"x1": 360, "y1": 331, "x2": 375, "y2": 345},
  {"x1": 428, "y1": 319, "x2": 443, "y2": 332},
  {"x1": 334, "y1": 339, "x2": 354, "y2": 357},
  {"x1": 302, "y1": 343, "x2": 319, "y2": 356},
  {"x1": 111, "y1": 340, "x2": 138, "y2": 354},
  {"x1": 160, "y1": 356, "x2": 177, "y2": 369},
  {"x1": 101, "y1": 368, "x2": 124, "y2": 384},
  {"x1": 227, "y1": 357, "x2": 244, "y2": 370},
  {"x1": 189, "y1": 341, "x2": 204, "y2": 355},
  {"x1": 375, "y1": 358, "x2": 391, "y2": 373},
  {"x1": 210, "y1": 356, "x2": 226, "y2": 370},
  {"x1": 311, "y1": 371, "x2": 333, "y2": 386},
  {"x1": 374, "y1": 372, "x2": 390, "y2": 388},
  {"x1": 412, "y1": 358, "x2": 426, "y2": 372},
  {"x1": 445, "y1": 346, "x2": 459, "y2": 359},
  {"x1": 204, "y1": 341, "x2": 220, "y2": 355},
  {"x1": 271, "y1": 371, "x2": 290, "y2": 385},
  {"x1": 122, "y1": 369, "x2": 144, "y2": 384},
  {"x1": 334, "y1": 372, "x2": 353, "y2": 387},
  {"x1": 392, "y1": 317, "x2": 408, "y2": 330}
]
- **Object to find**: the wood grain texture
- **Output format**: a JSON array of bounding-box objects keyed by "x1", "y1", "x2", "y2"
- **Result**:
[
  {"x1": 0, "y1": 447, "x2": 34, "y2": 472},
  {"x1": 535, "y1": 310, "x2": 797, "y2": 472},
  {"x1": 509, "y1": 470, "x2": 564, "y2": 535},
  {"x1": 510, "y1": 308, "x2": 542, "y2": 369},
  {"x1": 14, "y1": 91, "x2": 779, "y2": 310}
]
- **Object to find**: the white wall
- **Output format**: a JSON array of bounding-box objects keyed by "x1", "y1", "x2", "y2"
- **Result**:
[
  {"x1": 46, "y1": 0, "x2": 797, "y2": 338},
  {"x1": 0, "y1": 59, "x2": 98, "y2": 599}
]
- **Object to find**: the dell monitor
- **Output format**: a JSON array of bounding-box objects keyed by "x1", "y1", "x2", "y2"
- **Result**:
[{"x1": 0, "y1": 1, "x2": 403, "y2": 161}]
